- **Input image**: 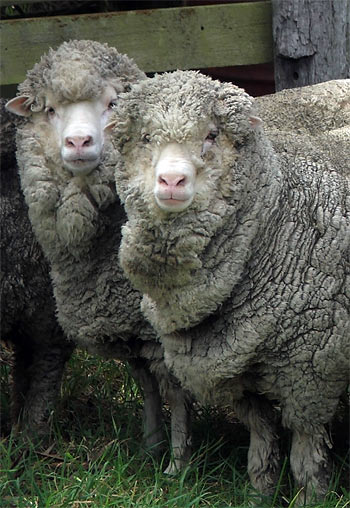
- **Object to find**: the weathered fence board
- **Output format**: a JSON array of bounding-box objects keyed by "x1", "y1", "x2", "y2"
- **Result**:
[
  {"x1": 272, "y1": 0, "x2": 350, "y2": 90},
  {"x1": 0, "y1": 1, "x2": 273, "y2": 85}
]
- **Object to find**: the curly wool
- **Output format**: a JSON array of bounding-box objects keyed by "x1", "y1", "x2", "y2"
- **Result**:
[
  {"x1": 15, "y1": 45, "x2": 192, "y2": 470},
  {"x1": 111, "y1": 71, "x2": 350, "y2": 502},
  {"x1": 17, "y1": 39, "x2": 145, "y2": 112},
  {"x1": 255, "y1": 79, "x2": 350, "y2": 136}
]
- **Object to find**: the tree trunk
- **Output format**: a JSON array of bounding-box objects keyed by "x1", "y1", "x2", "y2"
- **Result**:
[{"x1": 272, "y1": 0, "x2": 350, "y2": 91}]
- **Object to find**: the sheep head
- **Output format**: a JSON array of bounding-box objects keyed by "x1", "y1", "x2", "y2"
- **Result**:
[
  {"x1": 7, "y1": 40, "x2": 145, "y2": 178},
  {"x1": 108, "y1": 70, "x2": 263, "y2": 221}
]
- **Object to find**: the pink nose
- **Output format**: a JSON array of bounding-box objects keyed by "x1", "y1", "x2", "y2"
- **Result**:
[
  {"x1": 65, "y1": 135, "x2": 93, "y2": 150},
  {"x1": 158, "y1": 174, "x2": 186, "y2": 188}
]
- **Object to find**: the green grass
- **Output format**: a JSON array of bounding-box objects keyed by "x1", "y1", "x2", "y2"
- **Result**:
[{"x1": 1, "y1": 351, "x2": 349, "y2": 508}]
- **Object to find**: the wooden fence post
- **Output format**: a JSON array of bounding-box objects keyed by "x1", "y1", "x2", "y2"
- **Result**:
[{"x1": 272, "y1": 0, "x2": 350, "y2": 91}]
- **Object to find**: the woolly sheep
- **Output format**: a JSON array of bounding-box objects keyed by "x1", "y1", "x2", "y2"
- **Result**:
[
  {"x1": 255, "y1": 79, "x2": 350, "y2": 138},
  {"x1": 255, "y1": 80, "x2": 350, "y2": 175},
  {"x1": 0, "y1": 98, "x2": 73, "y2": 438},
  {"x1": 108, "y1": 71, "x2": 350, "y2": 504},
  {"x1": 7, "y1": 41, "x2": 192, "y2": 472}
]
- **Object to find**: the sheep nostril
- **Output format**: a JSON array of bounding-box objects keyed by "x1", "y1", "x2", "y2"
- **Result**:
[
  {"x1": 82, "y1": 136, "x2": 93, "y2": 147},
  {"x1": 65, "y1": 138, "x2": 75, "y2": 147},
  {"x1": 158, "y1": 174, "x2": 186, "y2": 187},
  {"x1": 65, "y1": 135, "x2": 93, "y2": 149}
]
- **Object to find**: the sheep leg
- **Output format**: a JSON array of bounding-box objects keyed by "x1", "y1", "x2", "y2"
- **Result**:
[
  {"x1": 22, "y1": 345, "x2": 73, "y2": 435},
  {"x1": 290, "y1": 429, "x2": 331, "y2": 505},
  {"x1": 10, "y1": 340, "x2": 31, "y2": 430},
  {"x1": 234, "y1": 395, "x2": 281, "y2": 501},
  {"x1": 12, "y1": 338, "x2": 73, "y2": 441},
  {"x1": 129, "y1": 359, "x2": 166, "y2": 455},
  {"x1": 163, "y1": 384, "x2": 192, "y2": 475}
]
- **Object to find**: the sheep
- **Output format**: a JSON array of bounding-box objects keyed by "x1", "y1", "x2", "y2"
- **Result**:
[
  {"x1": 6, "y1": 40, "x2": 192, "y2": 473},
  {"x1": 254, "y1": 79, "x2": 350, "y2": 137},
  {"x1": 108, "y1": 70, "x2": 350, "y2": 504},
  {"x1": 254, "y1": 80, "x2": 350, "y2": 175},
  {"x1": 0, "y1": 98, "x2": 74, "y2": 438}
]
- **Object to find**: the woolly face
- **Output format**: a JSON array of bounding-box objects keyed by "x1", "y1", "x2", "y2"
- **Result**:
[
  {"x1": 7, "y1": 84, "x2": 118, "y2": 176},
  {"x1": 111, "y1": 122, "x2": 226, "y2": 216},
  {"x1": 108, "y1": 71, "x2": 260, "y2": 218},
  {"x1": 152, "y1": 127, "x2": 221, "y2": 211}
]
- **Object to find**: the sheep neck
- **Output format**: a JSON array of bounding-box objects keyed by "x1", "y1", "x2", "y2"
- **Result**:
[{"x1": 120, "y1": 160, "x2": 282, "y2": 335}]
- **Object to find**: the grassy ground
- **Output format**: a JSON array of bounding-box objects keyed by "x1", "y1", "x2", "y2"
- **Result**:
[{"x1": 1, "y1": 350, "x2": 349, "y2": 508}]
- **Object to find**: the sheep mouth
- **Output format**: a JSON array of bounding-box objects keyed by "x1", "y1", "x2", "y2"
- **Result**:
[
  {"x1": 63, "y1": 157, "x2": 100, "y2": 175},
  {"x1": 156, "y1": 196, "x2": 193, "y2": 212},
  {"x1": 161, "y1": 198, "x2": 187, "y2": 205},
  {"x1": 70, "y1": 157, "x2": 99, "y2": 165}
]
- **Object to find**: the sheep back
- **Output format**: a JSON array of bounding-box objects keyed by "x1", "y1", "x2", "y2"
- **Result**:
[
  {"x1": 255, "y1": 79, "x2": 350, "y2": 137},
  {"x1": 255, "y1": 79, "x2": 350, "y2": 178}
]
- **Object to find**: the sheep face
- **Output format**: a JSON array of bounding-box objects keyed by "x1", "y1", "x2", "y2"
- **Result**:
[
  {"x1": 6, "y1": 84, "x2": 118, "y2": 177},
  {"x1": 6, "y1": 40, "x2": 146, "y2": 253},
  {"x1": 153, "y1": 142, "x2": 197, "y2": 212},
  {"x1": 6, "y1": 39, "x2": 146, "y2": 178},
  {"x1": 109, "y1": 71, "x2": 260, "y2": 220}
]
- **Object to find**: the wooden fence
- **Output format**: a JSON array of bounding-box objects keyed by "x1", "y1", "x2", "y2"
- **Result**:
[{"x1": 0, "y1": 1, "x2": 273, "y2": 86}]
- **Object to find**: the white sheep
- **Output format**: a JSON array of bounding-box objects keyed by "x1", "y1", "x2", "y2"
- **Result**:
[
  {"x1": 255, "y1": 80, "x2": 350, "y2": 171},
  {"x1": 108, "y1": 70, "x2": 350, "y2": 505},
  {"x1": 1, "y1": 98, "x2": 74, "y2": 438},
  {"x1": 255, "y1": 79, "x2": 350, "y2": 137},
  {"x1": 6, "y1": 41, "x2": 192, "y2": 472}
]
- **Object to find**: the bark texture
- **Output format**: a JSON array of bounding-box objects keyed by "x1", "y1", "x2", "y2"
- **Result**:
[{"x1": 272, "y1": 0, "x2": 350, "y2": 90}]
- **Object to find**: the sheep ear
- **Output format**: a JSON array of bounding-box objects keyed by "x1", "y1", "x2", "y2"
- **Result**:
[
  {"x1": 5, "y1": 96, "x2": 32, "y2": 117},
  {"x1": 249, "y1": 116, "x2": 262, "y2": 128}
]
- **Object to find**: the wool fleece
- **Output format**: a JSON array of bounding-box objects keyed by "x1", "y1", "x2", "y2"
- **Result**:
[
  {"x1": 10, "y1": 43, "x2": 192, "y2": 472},
  {"x1": 110, "y1": 71, "x2": 350, "y2": 504}
]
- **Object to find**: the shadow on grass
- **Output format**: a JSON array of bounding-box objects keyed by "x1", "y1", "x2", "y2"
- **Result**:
[{"x1": 1, "y1": 350, "x2": 349, "y2": 507}]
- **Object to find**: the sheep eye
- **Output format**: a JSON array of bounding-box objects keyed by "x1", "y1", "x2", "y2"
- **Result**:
[
  {"x1": 142, "y1": 134, "x2": 151, "y2": 143},
  {"x1": 205, "y1": 129, "x2": 218, "y2": 142},
  {"x1": 108, "y1": 99, "x2": 117, "y2": 109},
  {"x1": 201, "y1": 128, "x2": 219, "y2": 157},
  {"x1": 46, "y1": 106, "x2": 55, "y2": 117}
]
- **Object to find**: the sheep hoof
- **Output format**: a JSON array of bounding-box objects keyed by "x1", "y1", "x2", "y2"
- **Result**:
[{"x1": 163, "y1": 462, "x2": 181, "y2": 475}]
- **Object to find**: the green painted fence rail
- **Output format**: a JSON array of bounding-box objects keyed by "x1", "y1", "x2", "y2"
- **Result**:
[{"x1": 0, "y1": 1, "x2": 272, "y2": 86}]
